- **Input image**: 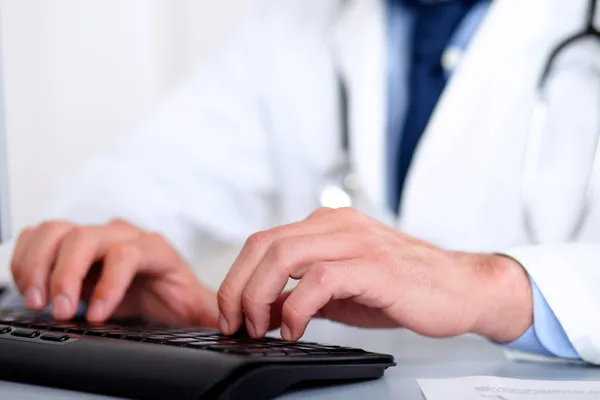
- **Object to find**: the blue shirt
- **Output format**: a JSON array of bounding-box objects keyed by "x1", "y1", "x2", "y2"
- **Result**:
[{"x1": 386, "y1": 0, "x2": 580, "y2": 360}]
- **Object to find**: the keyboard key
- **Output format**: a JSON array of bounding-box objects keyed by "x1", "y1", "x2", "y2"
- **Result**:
[
  {"x1": 167, "y1": 338, "x2": 198, "y2": 345},
  {"x1": 227, "y1": 348, "x2": 267, "y2": 356},
  {"x1": 0, "y1": 316, "x2": 16, "y2": 324},
  {"x1": 277, "y1": 347, "x2": 310, "y2": 355},
  {"x1": 0, "y1": 326, "x2": 11, "y2": 334},
  {"x1": 11, "y1": 330, "x2": 40, "y2": 339},
  {"x1": 148, "y1": 335, "x2": 174, "y2": 340},
  {"x1": 189, "y1": 340, "x2": 222, "y2": 345},
  {"x1": 40, "y1": 334, "x2": 70, "y2": 342},
  {"x1": 179, "y1": 330, "x2": 219, "y2": 337}
]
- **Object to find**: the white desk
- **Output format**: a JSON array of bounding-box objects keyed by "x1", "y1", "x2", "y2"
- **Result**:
[{"x1": 1, "y1": 319, "x2": 599, "y2": 400}]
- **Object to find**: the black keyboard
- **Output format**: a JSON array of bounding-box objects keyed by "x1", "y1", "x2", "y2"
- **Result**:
[
  {"x1": 0, "y1": 308, "x2": 395, "y2": 400},
  {"x1": 0, "y1": 308, "x2": 365, "y2": 357}
]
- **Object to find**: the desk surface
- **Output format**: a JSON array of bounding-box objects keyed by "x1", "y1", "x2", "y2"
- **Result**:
[{"x1": 1, "y1": 320, "x2": 599, "y2": 400}]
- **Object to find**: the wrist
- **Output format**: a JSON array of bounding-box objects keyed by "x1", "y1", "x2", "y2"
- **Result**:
[{"x1": 469, "y1": 254, "x2": 533, "y2": 342}]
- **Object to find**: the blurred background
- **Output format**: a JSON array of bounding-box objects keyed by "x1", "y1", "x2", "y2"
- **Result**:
[{"x1": 0, "y1": 0, "x2": 254, "y2": 232}]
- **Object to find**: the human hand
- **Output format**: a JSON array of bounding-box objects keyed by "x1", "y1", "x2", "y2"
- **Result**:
[
  {"x1": 217, "y1": 208, "x2": 533, "y2": 342},
  {"x1": 10, "y1": 219, "x2": 218, "y2": 327}
]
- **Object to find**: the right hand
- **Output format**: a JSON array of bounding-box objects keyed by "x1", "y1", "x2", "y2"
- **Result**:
[{"x1": 9, "y1": 219, "x2": 219, "y2": 327}]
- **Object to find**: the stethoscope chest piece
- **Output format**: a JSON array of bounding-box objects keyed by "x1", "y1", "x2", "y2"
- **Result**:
[{"x1": 319, "y1": 157, "x2": 361, "y2": 209}]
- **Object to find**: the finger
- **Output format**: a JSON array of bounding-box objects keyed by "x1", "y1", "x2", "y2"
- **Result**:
[
  {"x1": 134, "y1": 233, "x2": 219, "y2": 327},
  {"x1": 86, "y1": 243, "x2": 140, "y2": 323},
  {"x1": 217, "y1": 218, "x2": 340, "y2": 335},
  {"x1": 281, "y1": 261, "x2": 364, "y2": 341},
  {"x1": 94, "y1": 233, "x2": 217, "y2": 327},
  {"x1": 50, "y1": 225, "x2": 138, "y2": 320},
  {"x1": 10, "y1": 227, "x2": 34, "y2": 286},
  {"x1": 18, "y1": 222, "x2": 75, "y2": 310},
  {"x1": 241, "y1": 233, "x2": 361, "y2": 338},
  {"x1": 306, "y1": 207, "x2": 335, "y2": 220}
]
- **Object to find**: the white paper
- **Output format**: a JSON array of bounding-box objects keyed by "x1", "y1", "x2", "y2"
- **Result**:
[{"x1": 417, "y1": 376, "x2": 600, "y2": 400}]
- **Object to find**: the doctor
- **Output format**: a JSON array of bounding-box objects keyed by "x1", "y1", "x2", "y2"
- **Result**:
[{"x1": 6, "y1": 0, "x2": 600, "y2": 364}]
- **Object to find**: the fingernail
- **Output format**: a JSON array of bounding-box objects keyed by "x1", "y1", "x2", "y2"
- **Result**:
[
  {"x1": 87, "y1": 300, "x2": 105, "y2": 322},
  {"x1": 245, "y1": 316, "x2": 256, "y2": 338},
  {"x1": 218, "y1": 313, "x2": 229, "y2": 333},
  {"x1": 52, "y1": 295, "x2": 72, "y2": 320},
  {"x1": 25, "y1": 287, "x2": 43, "y2": 309},
  {"x1": 281, "y1": 323, "x2": 292, "y2": 341}
]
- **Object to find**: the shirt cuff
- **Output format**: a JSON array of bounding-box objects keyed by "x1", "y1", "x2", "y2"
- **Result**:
[{"x1": 505, "y1": 277, "x2": 580, "y2": 360}]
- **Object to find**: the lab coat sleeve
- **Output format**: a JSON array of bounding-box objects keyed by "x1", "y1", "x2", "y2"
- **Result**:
[
  {"x1": 503, "y1": 244, "x2": 600, "y2": 364},
  {"x1": 22, "y1": 3, "x2": 281, "y2": 264},
  {"x1": 505, "y1": 278, "x2": 580, "y2": 359}
]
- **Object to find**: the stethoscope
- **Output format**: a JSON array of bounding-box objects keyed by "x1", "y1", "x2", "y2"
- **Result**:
[
  {"x1": 523, "y1": 0, "x2": 600, "y2": 243},
  {"x1": 318, "y1": 75, "x2": 360, "y2": 210},
  {"x1": 319, "y1": 0, "x2": 600, "y2": 243}
]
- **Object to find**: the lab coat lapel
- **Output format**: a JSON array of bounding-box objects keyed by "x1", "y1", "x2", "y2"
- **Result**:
[
  {"x1": 399, "y1": 0, "x2": 586, "y2": 249},
  {"x1": 330, "y1": 0, "x2": 388, "y2": 212}
]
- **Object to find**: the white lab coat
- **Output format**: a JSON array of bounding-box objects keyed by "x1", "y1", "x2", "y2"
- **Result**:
[{"x1": 3, "y1": 0, "x2": 600, "y2": 363}]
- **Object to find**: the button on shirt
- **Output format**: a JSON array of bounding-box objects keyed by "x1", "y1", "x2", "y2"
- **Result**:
[{"x1": 386, "y1": 0, "x2": 580, "y2": 360}]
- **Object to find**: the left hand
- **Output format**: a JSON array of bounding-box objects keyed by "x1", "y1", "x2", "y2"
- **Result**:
[{"x1": 217, "y1": 208, "x2": 533, "y2": 342}]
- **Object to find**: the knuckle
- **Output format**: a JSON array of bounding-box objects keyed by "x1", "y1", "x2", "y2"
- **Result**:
[
  {"x1": 143, "y1": 232, "x2": 167, "y2": 247},
  {"x1": 107, "y1": 243, "x2": 141, "y2": 263},
  {"x1": 50, "y1": 272, "x2": 70, "y2": 295},
  {"x1": 18, "y1": 226, "x2": 34, "y2": 238},
  {"x1": 266, "y1": 239, "x2": 294, "y2": 270},
  {"x1": 282, "y1": 300, "x2": 304, "y2": 321},
  {"x1": 108, "y1": 217, "x2": 131, "y2": 228},
  {"x1": 308, "y1": 207, "x2": 334, "y2": 219},
  {"x1": 217, "y1": 280, "x2": 236, "y2": 305},
  {"x1": 109, "y1": 218, "x2": 143, "y2": 237},
  {"x1": 338, "y1": 208, "x2": 373, "y2": 233},
  {"x1": 37, "y1": 220, "x2": 73, "y2": 235},
  {"x1": 241, "y1": 289, "x2": 258, "y2": 313},
  {"x1": 217, "y1": 285, "x2": 233, "y2": 309},
  {"x1": 335, "y1": 207, "x2": 361, "y2": 221},
  {"x1": 309, "y1": 263, "x2": 332, "y2": 287},
  {"x1": 245, "y1": 231, "x2": 271, "y2": 253},
  {"x1": 65, "y1": 226, "x2": 90, "y2": 244}
]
